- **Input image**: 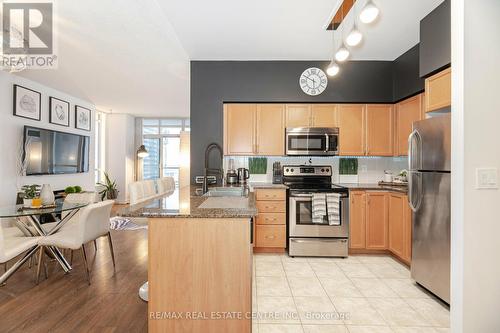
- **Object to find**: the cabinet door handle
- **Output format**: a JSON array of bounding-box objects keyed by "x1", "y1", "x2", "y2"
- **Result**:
[{"x1": 265, "y1": 235, "x2": 276, "y2": 240}]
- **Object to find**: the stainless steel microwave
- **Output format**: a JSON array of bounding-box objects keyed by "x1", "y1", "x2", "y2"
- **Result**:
[{"x1": 285, "y1": 127, "x2": 339, "y2": 156}]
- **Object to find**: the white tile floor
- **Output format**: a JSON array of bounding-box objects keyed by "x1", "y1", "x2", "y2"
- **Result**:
[{"x1": 252, "y1": 254, "x2": 450, "y2": 333}]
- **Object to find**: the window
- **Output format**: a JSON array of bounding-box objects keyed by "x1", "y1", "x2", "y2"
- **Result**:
[
  {"x1": 140, "y1": 118, "x2": 189, "y2": 186},
  {"x1": 94, "y1": 111, "x2": 106, "y2": 183}
]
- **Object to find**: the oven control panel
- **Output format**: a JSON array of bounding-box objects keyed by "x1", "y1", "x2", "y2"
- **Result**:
[{"x1": 283, "y1": 165, "x2": 332, "y2": 177}]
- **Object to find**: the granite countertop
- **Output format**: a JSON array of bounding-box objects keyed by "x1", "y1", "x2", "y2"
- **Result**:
[
  {"x1": 338, "y1": 183, "x2": 408, "y2": 194},
  {"x1": 248, "y1": 182, "x2": 288, "y2": 189},
  {"x1": 116, "y1": 185, "x2": 258, "y2": 219}
]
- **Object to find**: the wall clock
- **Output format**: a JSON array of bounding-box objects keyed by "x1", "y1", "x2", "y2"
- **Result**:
[{"x1": 299, "y1": 67, "x2": 328, "y2": 96}]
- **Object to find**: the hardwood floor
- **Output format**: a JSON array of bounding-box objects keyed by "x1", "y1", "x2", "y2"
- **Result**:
[{"x1": 0, "y1": 229, "x2": 148, "y2": 332}]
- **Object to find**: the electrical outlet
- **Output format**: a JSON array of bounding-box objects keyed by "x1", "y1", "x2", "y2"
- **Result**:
[
  {"x1": 360, "y1": 165, "x2": 367, "y2": 173},
  {"x1": 476, "y1": 168, "x2": 498, "y2": 189}
]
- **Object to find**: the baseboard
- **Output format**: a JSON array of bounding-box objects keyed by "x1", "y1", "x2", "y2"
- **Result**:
[
  {"x1": 253, "y1": 247, "x2": 286, "y2": 254},
  {"x1": 349, "y1": 248, "x2": 411, "y2": 268}
]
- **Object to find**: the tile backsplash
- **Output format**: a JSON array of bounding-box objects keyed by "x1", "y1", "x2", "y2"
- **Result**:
[{"x1": 224, "y1": 156, "x2": 408, "y2": 184}]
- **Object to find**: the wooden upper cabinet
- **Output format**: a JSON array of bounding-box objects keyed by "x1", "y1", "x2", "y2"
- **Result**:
[
  {"x1": 365, "y1": 192, "x2": 389, "y2": 250},
  {"x1": 395, "y1": 94, "x2": 423, "y2": 156},
  {"x1": 311, "y1": 104, "x2": 338, "y2": 127},
  {"x1": 388, "y1": 193, "x2": 405, "y2": 258},
  {"x1": 425, "y1": 67, "x2": 451, "y2": 112},
  {"x1": 285, "y1": 104, "x2": 311, "y2": 127},
  {"x1": 366, "y1": 104, "x2": 393, "y2": 156},
  {"x1": 338, "y1": 104, "x2": 365, "y2": 156},
  {"x1": 224, "y1": 104, "x2": 256, "y2": 155},
  {"x1": 256, "y1": 104, "x2": 285, "y2": 155},
  {"x1": 349, "y1": 191, "x2": 366, "y2": 249}
]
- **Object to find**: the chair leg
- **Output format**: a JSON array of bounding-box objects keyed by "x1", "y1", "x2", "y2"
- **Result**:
[
  {"x1": 94, "y1": 239, "x2": 98, "y2": 252},
  {"x1": 1, "y1": 263, "x2": 6, "y2": 286},
  {"x1": 36, "y1": 247, "x2": 44, "y2": 284},
  {"x1": 70, "y1": 250, "x2": 74, "y2": 266},
  {"x1": 107, "y1": 232, "x2": 116, "y2": 271},
  {"x1": 81, "y1": 245, "x2": 91, "y2": 285}
]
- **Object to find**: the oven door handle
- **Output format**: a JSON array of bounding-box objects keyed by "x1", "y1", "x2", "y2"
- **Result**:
[
  {"x1": 291, "y1": 193, "x2": 348, "y2": 198},
  {"x1": 325, "y1": 134, "x2": 329, "y2": 152},
  {"x1": 291, "y1": 238, "x2": 347, "y2": 243},
  {"x1": 291, "y1": 194, "x2": 313, "y2": 198}
]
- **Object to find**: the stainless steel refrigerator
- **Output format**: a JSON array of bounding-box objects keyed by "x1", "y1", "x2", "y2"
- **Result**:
[{"x1": 408, "y1": 114, "x2": 450, "y2": 304}]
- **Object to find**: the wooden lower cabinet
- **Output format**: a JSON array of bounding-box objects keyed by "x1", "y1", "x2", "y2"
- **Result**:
[
  {"x1": 255, "y1": 189, "x2": 286, "y2": 201},
  {"x1": 388, "y1": 193, "x2": 405, "y2": 258},
  {"x1": 255, "y1": 225, "x2": 286, "y2": 248},
  {"x1": 254, "y1": 189, "x2": 286, "y2": 252},
  {"x1": 388, "y1": 193, "x2": 412, "y2": 263},
  {"x1": 365, "y1": 192, "x2": 389, "y2": 249},
  {"x1": 349, "y1": 190, "x2": 412, "y2": 265},
  {"x1": 349, "y1": 191, "x2": 366, "y2": 249}
]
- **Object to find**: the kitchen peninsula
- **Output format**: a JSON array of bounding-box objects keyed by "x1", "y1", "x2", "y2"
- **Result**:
[{"x1": 119, "y1": 185, "x2": 257, "y2": 333}]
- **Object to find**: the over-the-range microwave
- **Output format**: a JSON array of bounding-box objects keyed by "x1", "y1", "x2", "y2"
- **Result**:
[{"x1": 285, "y1": 127, "x2": 339, "y2": 156}]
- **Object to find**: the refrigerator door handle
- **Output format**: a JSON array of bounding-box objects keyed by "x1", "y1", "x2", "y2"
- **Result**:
[
  {"x1": 408, "y1": 130, "x2": 422, "y2": 171},
  {"x1": 408, "y1": 171, "x2": 423, "y2": 212}
]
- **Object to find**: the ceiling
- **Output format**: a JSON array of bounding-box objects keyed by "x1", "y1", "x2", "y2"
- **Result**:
[
  {"x1": 159, "y1": 0, "x2": 444, "y2": 61},
  {"x1": 12, "y1": 0, "x2": 444, "y2": 117}
]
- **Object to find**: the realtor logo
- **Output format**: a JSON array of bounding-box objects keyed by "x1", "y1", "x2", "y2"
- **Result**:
[{"x1": 1, "y1": 2, "x2": 56, "y2": 70}]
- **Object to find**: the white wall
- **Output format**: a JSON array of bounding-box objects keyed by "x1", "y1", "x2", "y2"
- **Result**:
[
  {"x1": 451, "y1": 1, "x2": 500, "y2": 332},
  {"x1": 106, "y1": 113, "x2": 135, "y2": 203},
  {"x1": 224, "y1": 156, "x2": 408, "y2": 184},
  {"x1": 0, "y1": 71, "x2": 95, "y2": 206}
]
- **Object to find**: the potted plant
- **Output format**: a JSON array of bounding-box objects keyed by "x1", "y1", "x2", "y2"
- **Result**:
[
  {"x1": 97, "y1": 172, "x2": 119, "y2": 200},
  {"x1": 64, "y1": 185, "x2": 83, "y2": 195},
  {"x1": 21, "y1": 184, "x2": 40, "y2": 207}
]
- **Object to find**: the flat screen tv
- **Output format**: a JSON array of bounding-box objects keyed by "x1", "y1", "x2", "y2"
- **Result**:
[{"x1": 23, "y1": 126, "x2": 90, "y2": 175}]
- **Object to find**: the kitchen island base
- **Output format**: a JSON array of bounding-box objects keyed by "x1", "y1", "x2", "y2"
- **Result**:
[{"x1": 148, "y1": 217, "x2": 252, "y2": 333}]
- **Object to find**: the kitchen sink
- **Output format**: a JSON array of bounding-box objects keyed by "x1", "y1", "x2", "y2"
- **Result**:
[{"x1": 202, "y1": 187, "x2": 246, "y2": 197}]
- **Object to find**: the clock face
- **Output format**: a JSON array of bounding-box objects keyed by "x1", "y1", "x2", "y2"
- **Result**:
[{"x1": 299, "y1": 67, "x2": 328, "y2": 96}]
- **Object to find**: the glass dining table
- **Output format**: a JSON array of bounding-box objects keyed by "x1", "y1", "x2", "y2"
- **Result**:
[{"x1": 0, "y1": 199, "x2": 89, "y2": 284}]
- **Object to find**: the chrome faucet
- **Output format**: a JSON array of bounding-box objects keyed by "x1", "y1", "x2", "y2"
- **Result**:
[{"x1": 203, "y1": 142, "x2": 224, "y2": 194}]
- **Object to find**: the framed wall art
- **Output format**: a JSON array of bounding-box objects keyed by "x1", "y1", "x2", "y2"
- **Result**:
[
  {"x1": 49, "y1": 97, "x2": 70, "y2": 127},
  {"x1": 75, "y1": 105, "x2": 91, "y2": 131},
  {"x1": 13, "y1": 84, "x2": 41, "y2": 121}
]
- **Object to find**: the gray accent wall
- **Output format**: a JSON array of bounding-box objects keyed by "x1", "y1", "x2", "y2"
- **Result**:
[
  {"x1": 190, "y1": 60, "x2": 394, "y2": 182},
  {"x1": 419, "y1": 0, "x2": 451, "y2": 77},
  {"x1": 393, "y1": 44, "x2": 425, "y2": 102}
]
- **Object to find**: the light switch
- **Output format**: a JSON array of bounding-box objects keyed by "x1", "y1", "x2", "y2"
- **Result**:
[
  {"x1": 476, "y1": 168, "x2": 498, "y2": 189},
  {"x1": 360, "y1": 165, "x2": 367, "y2": 172}
]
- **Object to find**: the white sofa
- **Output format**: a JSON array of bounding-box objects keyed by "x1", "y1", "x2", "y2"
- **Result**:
[{"x1": 128, "y1": 177, "x2": 175, "y2": 205}]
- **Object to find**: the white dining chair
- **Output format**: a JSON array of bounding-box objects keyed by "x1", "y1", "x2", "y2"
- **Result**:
[
  {"x1": 62, "y1": 192, "x2": 98, "y2": 252},
  {"x1": 129, "y1": 182, "x2": 145, "y2": 205},
  {"x1": 0, "y1": 224, "x2": 40, "y2": 285},
  {"x1": 37, "y1": 200, "x2": 115, "y2": 284}
]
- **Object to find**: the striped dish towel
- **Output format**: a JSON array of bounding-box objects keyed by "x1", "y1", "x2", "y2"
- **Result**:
[
  {"x1": 312, "y1": 193, "x2": 326, "y2": 224},
  {"x1": 326, "y1": 193, "x2": 341, "y2": 226}
]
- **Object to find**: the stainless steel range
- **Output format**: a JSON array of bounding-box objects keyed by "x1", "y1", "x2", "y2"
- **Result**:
[{"x1": 284, "y1": 165, "x2": 349, "y2": 257}]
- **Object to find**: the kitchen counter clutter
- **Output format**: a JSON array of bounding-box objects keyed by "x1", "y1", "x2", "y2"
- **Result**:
[{"x1": 117, "y1": 185, "x2": 257, "y2": 219}]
